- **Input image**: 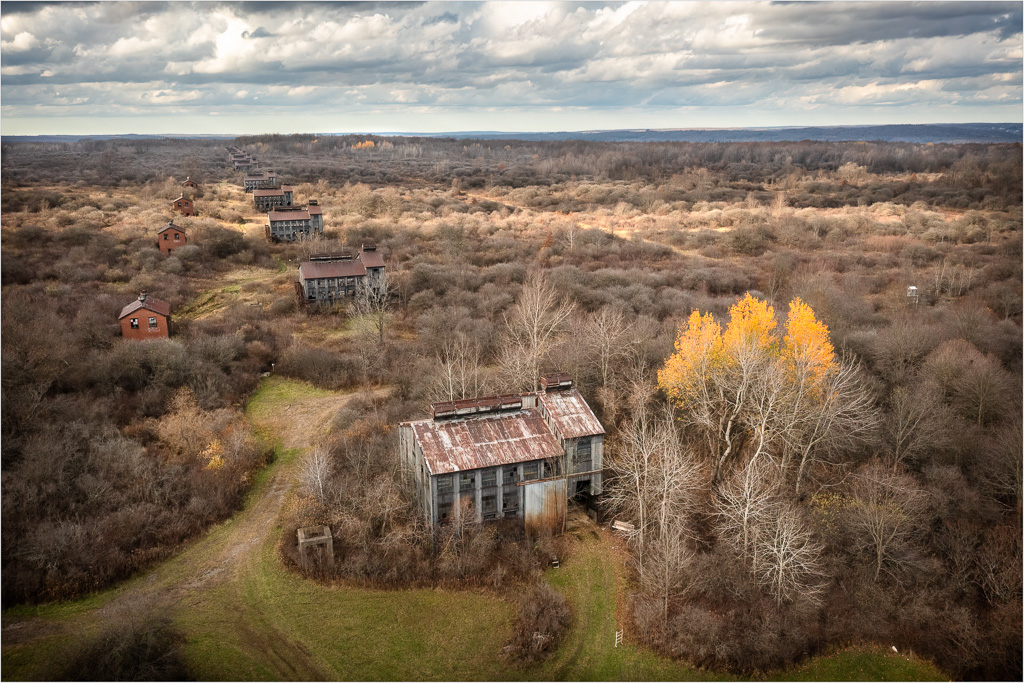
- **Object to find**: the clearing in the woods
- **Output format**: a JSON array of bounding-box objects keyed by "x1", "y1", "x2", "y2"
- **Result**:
[{"x1": 0, "y1": 377, "x2": 945, "y2": 681}]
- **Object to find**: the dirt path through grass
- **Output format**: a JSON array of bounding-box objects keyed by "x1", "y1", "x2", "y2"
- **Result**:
[{"x1": 1, "y1": 378, "x2": 363, "y2": 679}]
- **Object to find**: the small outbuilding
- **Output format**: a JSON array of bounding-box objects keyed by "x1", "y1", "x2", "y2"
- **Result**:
[
  {"x1": 172, "y1": 195, "x2": 195, "y2": 216},
  {"x1": 182, "y1": 176, "x2": 199, "y2": 192},
  {"x1": 119, "y1": 291, "x2": 172, "y2": 340},
  {"x1": 157, "y1": 219, "x2": 187, "y2": 255}
]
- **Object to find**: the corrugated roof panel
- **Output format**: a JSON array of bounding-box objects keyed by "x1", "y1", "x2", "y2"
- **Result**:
[
  {"x1": 408, "y1": 408, "x2": 562, "y2": 475},
  {"x1": 537, "y1": 388, "x2": 605, "y2": 440}
]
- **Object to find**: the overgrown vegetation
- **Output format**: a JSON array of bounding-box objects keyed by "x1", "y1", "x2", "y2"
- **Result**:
[{"x1": 1, "y1": 135, "x2": 1019, "y2": 679}]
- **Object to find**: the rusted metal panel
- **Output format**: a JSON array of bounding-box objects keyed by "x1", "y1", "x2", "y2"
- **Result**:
[
  {"x1": 430, "y1": 394, "x2": 523, "y2": 420},
  {"x1": 405, "y1": 408, "x2": 562, "y2": 475},
  {"x1": 537, "y1": 388, "x2": 605, "y2": 440},
  {"x1": 540, "y1": 372, "x2": 573, "y2": 390},
  {"x1": 299, "y1": 260, "x2": 367, "y2": 279},
  {"x1": 524, "y1": 479, "x2": 566, "y2": 534}
]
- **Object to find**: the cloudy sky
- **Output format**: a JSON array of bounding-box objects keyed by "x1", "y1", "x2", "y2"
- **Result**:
[{"x1": 1, "y1": 1, "x2": 1021, "y2": 135}]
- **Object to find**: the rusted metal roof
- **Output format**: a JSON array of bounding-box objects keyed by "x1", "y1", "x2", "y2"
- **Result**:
[
  {"x1": 538, "y1": 387, "x2": 605, "y2": 440},
  {"x1": 268, "y1": 209, "x2": 310, "y2": 222},
  {"x1": 299, "y1": 260, "x2": 366, "y2": 280},
  {"x1": 118, "y1": 295, "x2": 171, "y2": 320},
  {"x1": 406, "y1": 408, "x2": 563, "y2": 475},
  {"x1": 358, "y1": 250, "x2": 385, "y2": 268}
]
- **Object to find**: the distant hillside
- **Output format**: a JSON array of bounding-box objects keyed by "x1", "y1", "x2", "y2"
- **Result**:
[
  {"x1": 4, "y1": 123, "x2": 1020, "y2": 144},
  {"x1": 398, "y1": 123, "x2": 1022, "y2": 144},
  {"x1": 1, "y1": 133, "x2": 235, "y2": 143}
]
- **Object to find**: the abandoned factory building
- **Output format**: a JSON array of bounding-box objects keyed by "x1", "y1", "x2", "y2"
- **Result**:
[
  {"x1": 265, "y1": 201, "x2": 324, "y2": 241},
  {"x1": 400, "y1": 374, "x2": 604, "y2": 532},
  {"x1": 244, "y1": 171, "x2": 279, "y2": 192},
  {"x1": 297, "y1": 244, "x2": 385, "y2": 302},
  {"x1": 253, "y1": 185, "x2": 294, "y2": 211}
]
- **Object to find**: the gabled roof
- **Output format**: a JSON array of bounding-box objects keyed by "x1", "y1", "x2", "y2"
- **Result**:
[
  {"x1": 299, "y1": 260, "x2": 367, "y2": 280},
  {"x1": 157, "y1": 221, "x2": 184, "y2": 235},
  {"x1": 119, "y1": 295, "x2": 171, "y2": 320},
  {"x1": 405, "y1": 408, "x2": 563, "y2": 476},
  {"x1": 173, "y1": 195, "x2": 191, "y2": 202},
  {"x1": 537, "y1": 387, "x2": 605, "y2": 440},
  {"x1": 358, "y1": 250, "x2": 385, "y2": 268}
]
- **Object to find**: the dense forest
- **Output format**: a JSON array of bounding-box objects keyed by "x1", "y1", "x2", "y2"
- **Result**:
[{"x1": 1, "y1": 135, "x2": 1020, "y2": 679}]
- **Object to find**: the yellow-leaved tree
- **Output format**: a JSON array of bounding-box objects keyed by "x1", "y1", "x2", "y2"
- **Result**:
[{"x1": 658, "y1": 293, "x2": 876, "y2": 493}]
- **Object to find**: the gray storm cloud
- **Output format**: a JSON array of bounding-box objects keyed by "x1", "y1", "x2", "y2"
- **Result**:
[{"x1": 1, "y1": 1, "x2": 1020, "y2": 129}]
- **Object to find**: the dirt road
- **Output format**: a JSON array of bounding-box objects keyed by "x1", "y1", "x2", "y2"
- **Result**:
[{"x1": 1, "y1": 378, "x2": 369, "y2": 677}]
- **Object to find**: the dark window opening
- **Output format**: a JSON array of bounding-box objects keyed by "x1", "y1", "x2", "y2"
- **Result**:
[
  {"x1": 129, "y1": 318, "x2": 139, "y2": 329},
  {"x1": 482, "y1": 469, "x2": 497, "y2": 488},
  {"x1": 437, "y1": 493, "x2": 453, "y2": 522},
  {"x1": 436, "y1": 475, "x2": 452, "y2": 494},
  {"x1": 149, "y1": 317, "x2": 158, "y2": 328},
  {"x1": 573, "y1": 438, "x2": 592, "y2": 472},
  {"x1": 501, "y1": 486, "x2": 519, "y2": 515},
  {"x1": 482, "y1": 493, "x2": 497, "y2": 519},
  {"x1": 459, "y1": 472, "x2": 475, "y2": 491},
  {"x1": 523, "y1": 463, "x2": 539, "y2": 481},
  {"x1": 174, "y1": 233, "x2": 180, "y2": 241},
  {"x1": 504, "y1": 466, "x2": 518, "y2": 484},
  {"x1": 163, "y1": 233, "x2": 169, "y2": 240}
]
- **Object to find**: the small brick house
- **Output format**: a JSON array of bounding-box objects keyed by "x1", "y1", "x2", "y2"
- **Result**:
[
  {"x1": 157, "y1": 220, "x2": 187, "y2": 255},
  {"x1": 119, "y1": 291, "x2": 172, "y2": 340},
  {"x1": 172, "y1": 195, "x2": 195, "y2": 216},
  {"x1": 182, "y1": 176, "x2": 199, "y2": 191}
]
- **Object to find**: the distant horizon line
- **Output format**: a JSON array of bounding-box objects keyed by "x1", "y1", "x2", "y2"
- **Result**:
[{"x1": 3, "y1": 122, "x2": 1023, "y2": 139}]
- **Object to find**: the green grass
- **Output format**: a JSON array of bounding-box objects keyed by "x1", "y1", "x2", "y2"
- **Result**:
[
  {"x1": 768, "y1": 644, "x2": 945, "y2": 682},
  {"x1": 176, "y1": 516, "x2": 517, "y2": 681},
  {"x1": 245, "y1": 376, "x2": 334, "y2": 423}
]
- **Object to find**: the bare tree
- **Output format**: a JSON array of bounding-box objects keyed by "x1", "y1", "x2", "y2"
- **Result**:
[
  {"x1": 606, "y1": 401, "x2": 703, "y2": 606},
  {"x1": 883, "y1": 384, "x2": 948, "y2": 472},
  {"x1": 431, "y1": 333, "x2": 486, "y2": 402},
  {"x1": 752, "y1": 502, "x2": 827, "y2": 606},
  {"x1": 500, "y1": 272, "x2": 575, "y2": 391},
  {"x1": 781, "y1": 359, "x2": 878, "y2": 495},
  {"x1": 716, "y1": 455, "x2": 783, "y2": 562},
  {"x1": 353, "y1": 272, "x2": 391, "y2": 345},
  {"x1": 582, "y1": 306, "x2": 633, "y2": 389},
  {"x1": 301, "y1": 445, "x2": 332, "y2": 506},
  {"x1": 845, "y1": 460, "x2": 928, "y2": 582}
]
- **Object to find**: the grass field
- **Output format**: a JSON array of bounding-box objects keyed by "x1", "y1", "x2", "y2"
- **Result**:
[{"x1": 2, "y1": 377, "x2": 947, "y2": 682}]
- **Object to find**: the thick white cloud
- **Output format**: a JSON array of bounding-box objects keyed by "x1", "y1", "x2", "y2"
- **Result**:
[{"x1": 0, "y1": 1, "x2": 1020, "y2": 133}]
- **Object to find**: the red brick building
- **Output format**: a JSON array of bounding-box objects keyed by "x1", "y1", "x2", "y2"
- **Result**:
[
  {"x1": 182, "y1": 176, "x2": 199, "y2": 195},
  {"x1": 157, "y1": 220, "x2": 187, "y2": 255},
  {"x1": 119, "y1": 292, "x2": 172, "y2": 340},
  {"x1": 172, "y1": 195, "x2": 195, "y2": 216}
]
